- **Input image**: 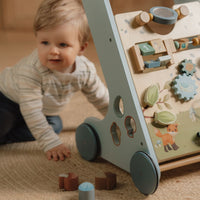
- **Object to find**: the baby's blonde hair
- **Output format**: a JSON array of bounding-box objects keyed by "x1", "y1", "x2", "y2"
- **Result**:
[{"x1": 34, "y1": 0, "x2": 90, "y2": 45}]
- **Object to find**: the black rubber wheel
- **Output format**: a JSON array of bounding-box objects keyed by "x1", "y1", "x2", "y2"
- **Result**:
[
  {"x1": 130, "y1": 151, "x2": 159, "y2": 195},
  {"x1": 76, "y1": 123, "x2": 100, "y2": 161}
]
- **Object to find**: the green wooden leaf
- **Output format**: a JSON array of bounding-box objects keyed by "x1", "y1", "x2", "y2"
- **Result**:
[
  {"x1": 144, "y1": 84, "x2": 159, "y2": 107},
  {"x1": 154, "y1": 111, "x2": 176, "y2": 125}
]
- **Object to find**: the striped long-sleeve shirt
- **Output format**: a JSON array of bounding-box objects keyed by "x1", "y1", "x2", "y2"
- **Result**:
[{"x1": 0, "y1": 49, "x2": 109, "y2": 152}]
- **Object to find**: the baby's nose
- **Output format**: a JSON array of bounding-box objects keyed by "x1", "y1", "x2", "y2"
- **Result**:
[{"x1": 50, "y1": 46, "x2": 59, "y2": 55}]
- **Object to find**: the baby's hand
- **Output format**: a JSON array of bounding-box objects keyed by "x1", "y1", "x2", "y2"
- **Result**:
[{"x1": 46, "y1": 144, "x2": 71, "y2": 161}]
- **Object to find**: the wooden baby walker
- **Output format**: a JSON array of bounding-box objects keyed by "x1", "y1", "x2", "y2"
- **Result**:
[{"x1": 76, "y1": 0, "x2": 200, "y2": 195}]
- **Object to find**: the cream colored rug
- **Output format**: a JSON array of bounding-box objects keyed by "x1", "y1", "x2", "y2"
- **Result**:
[
  {"x1": 0, "y1": 92, "x2": 199, "y2": 200},
  {"x1": 0, "y1": 133, "x2": 199, "y2": 200}
]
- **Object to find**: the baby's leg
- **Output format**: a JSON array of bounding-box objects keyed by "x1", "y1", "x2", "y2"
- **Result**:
[
  {"x1": 0, "y1": 109, "x2": 17, "y2": 144},
  {"x1": 46, "y1": 116, "x2": 63, "y2": 134},
  {"x1": 6, "y1": 122, "x2": 35, "y2": 143},
  {"x1": 0, "y1": 92, "x2": 20, "y2": 144},
  {"x1": 0, "y1": 92, "x2": 63, "y2": 144},
  {"x1": 6, "y1": 116, "x2": 63, "y2": 143}
]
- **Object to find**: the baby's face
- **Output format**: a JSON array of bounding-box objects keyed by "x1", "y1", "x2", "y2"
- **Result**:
[{"x1": 36, "y1": 23, "x2": 84, "y2": 73}]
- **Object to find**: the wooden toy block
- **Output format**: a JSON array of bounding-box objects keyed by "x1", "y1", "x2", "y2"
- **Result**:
[
  {"x1": 130, "y1": 45, "x2": 145, "y2": 72},
  {"x1": 64, "y1": 173, "x2": 79, "y2": 191},
  {"x1": 158, "y1": 55, "x2": 171, "y2": 66},
  {"x1": 134, "y1": 11, "x2": 151, "y2": 26},
  {"x1": 163, "y1": 39, "x2": 176, "y2": 53},
  {"x1": 104, "y1": 172, "x2": 117, "y2": 190},
  {"x1": 177, "y1": 38, "x2": 189, "y2": 51},
  {"x1": 59, "y1": 174, "x2": 68, "y2": 190},
  {"x1": 144, "y1": 60, "x2": 160, "y2": 68},
  {"x1": 79, "y1": 182, "x2": 95, "y2": 200},
  {"x1": 138, "y1": 42, "x2": 155, "y2": 56},
  {"x1": 149, "y1": 39, "x2": 166, "y2": 54},
  {"x1": 95, "y1": 172, "x2": 117, "y2": 190},
  {"x1": 95, "y1": 176, "x2": 107, "y2": 190},
  {"x1": 163, "y1": 39, "x2": 175, "y2": 65}
]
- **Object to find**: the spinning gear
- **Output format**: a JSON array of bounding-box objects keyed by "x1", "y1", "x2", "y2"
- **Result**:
[
  {"x1": 179, "y1": 59, "x2": 196, "y2": 76},
  {"x1": 172, "y1": 74, "x2": 197, "y2": 101}
]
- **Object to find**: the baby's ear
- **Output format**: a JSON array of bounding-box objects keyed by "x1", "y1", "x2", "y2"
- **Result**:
[{"x1": 78, "y1": 42, "x2": 88, "y2": 55}]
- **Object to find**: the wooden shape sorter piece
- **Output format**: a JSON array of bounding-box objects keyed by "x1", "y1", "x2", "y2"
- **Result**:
[
  {"x1": 144, "y1": 60, "x2": 160, "y2": 68},
  {"x1": 59, "y1": 173, "x2": 79, "y2": 191},
  {"x1": 177, "y1": 38, "x2": 189, "y2": 51},
  {"x1": 95, "y1": 172, "x2": 117, "y2": 190},
  {"x1": 138, "y1": 42, "x2": 155, "y2": 56},
  {"x1": 163, "y1": 39, "x2": 175, "y2": 65},
  {"x1": 59, "y1": 174, "x2": 68, "y2": 190},
  {"x1": 163, "y1": 38, "x2": 177, "y2": 53},
  {"x1": 158, "y1": 55, "x2": 171, "y2": 66},
  {"x1": 149, "y1": 39, "x2": 166, "y2": 54}
]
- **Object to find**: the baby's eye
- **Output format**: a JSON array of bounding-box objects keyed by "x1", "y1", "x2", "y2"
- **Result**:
[
  {"x1": 59, "y1": 43, "x2": 68, "y2": 47},
  {"x1": 41, "y1": 41, "x2": 49, "y2": 45}
]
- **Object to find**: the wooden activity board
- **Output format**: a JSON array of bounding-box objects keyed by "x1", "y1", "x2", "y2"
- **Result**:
[
  {"x1": 115, "y1": 1, "x2": 200, "y2": 163},
  {"x1": 76, "y1": 0, "x2": 200, "y2": 195}
]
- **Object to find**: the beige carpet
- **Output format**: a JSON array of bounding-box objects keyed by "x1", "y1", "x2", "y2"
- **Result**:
[
  {"x1": 0, "y1": 122, "x2": 199, "y2": 200},
  {"x1": 0, "y1": 31, "x2": 199, "y2": 200}
]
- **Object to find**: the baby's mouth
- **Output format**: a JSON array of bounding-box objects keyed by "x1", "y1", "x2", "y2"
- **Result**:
[{"x1": 49, "y1": 59, "x2": 61, "y2": 63}]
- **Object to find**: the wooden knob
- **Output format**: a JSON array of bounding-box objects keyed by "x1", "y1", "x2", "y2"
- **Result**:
[
  {"x1": 135, "y1": 11, "x2": 151, "y2": 26},
  {"x1": 176, "y1": 5, "x2": 189, "y2": 19}
]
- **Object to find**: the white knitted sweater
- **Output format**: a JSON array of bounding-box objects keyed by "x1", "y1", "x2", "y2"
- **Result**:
[{"x1": 0, "y1": 49, "x2": 109, "y2": 152}]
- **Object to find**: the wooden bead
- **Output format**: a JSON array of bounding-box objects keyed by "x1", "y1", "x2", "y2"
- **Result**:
[
  {"x1": 192, "y1": 36, "x2": 200, "y2": 46},
  {"x1": 148, "y1": 13, "x2": 154, "y2": 22},
  {"x1": 192, "y1": 38, "x2": 199, "y2": 46}
]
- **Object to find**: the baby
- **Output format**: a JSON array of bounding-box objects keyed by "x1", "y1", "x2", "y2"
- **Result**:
[{"x1": 0, "y1": 0, "x2": 109, "y2": 161}]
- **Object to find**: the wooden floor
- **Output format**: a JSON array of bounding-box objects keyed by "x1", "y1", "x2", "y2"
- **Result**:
[
  {"x1": 0, "y1": 31, "x2": 36, "y2": 70},
  {"x1": 0, "y1": 30, "x2": 104, "y2": 80}
]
